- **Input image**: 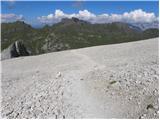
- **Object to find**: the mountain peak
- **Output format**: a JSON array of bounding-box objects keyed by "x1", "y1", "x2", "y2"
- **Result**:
[
  {"x1": 61, "y1": 17, "x2": 89, "y2": 25},
  {"x1": 71, "y1": 17, "x2": 79, "y2": 22}
]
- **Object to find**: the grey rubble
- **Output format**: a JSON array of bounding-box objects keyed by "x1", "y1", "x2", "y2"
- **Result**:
[{"x1": 1, "y1": 38, "x2": 159, "y2": 118}]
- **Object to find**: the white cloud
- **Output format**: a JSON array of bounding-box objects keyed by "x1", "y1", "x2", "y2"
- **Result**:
[
  {"x1": 1, "y1": 13, "x2": 24, "y2": 23},
  {"x1": 37, "y1": 9, "x2": 158, "y2": 25},
  {"x1": 55, "y1": 9, "x2": 65, "y2": 18},
  {"x1": 122, "y1": 9, "x2": 157, "y2": 23}
]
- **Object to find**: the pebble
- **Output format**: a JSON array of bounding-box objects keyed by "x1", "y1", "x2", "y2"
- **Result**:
[
  {"x1": 154, "y1": 112, "x2": 157, "y2": 116},
  {"x1": 144, "y1": 72, "x2": 148, "y2": 76},
  {"x1": 80, "y1": 78, "x2": 83, "y2": 81},
  {"x1": 137, "y1": 102, "x2": 141, "y2": 105},
  {"x1": 143, "y1": 87, "x2": 146, "y2": 91},
  {"x1": 56, "y1": 72, "x2": 61, "y2": 78},
  {"x1": 110, "y1": 92, "x2": 114, "y2": 95},
  {"x1": 139, "y1": 116, "x2": 144, "y2": 119},
  {"x1": 153, "y1": 89, "x2": 158, "y2": 95},
  {"x1": 55, "y1": 114, "x2": 58, "y2": 119},
  {"x1": 135, "y1": 81, "x2": 138, "y2": 84},
  {"x1": 154, "y1": 105, "x2": 158, "y2": 109},
  {"x1": 128, "y1": 97, "x2": 132, "y2": 101},
  {"x1": 143, "y1": 114, "x2": 146, "y2": 117},
  {"x1": 55, "y1": 91, "x2": 58, "y2": 95},
  {"x1": 94, "y1": 65, "x2": 97, "y2": 68},
  {"x1": 5, "y1": 109, "x2": 14, "y2": 116},
  {"x1": 139, "y1": 114, "x2": 146, "y2": 119}
]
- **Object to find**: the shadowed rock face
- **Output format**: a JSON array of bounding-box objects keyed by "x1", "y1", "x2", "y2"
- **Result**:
[
  {"x1": 61, "y1": 17, "x2": 89, "y2": 25},
  {"x1": 1, "y1": 41, "x2": 30, "y2": 60}
]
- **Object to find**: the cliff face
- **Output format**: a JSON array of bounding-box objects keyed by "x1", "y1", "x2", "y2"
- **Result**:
[{"x1": 1, "y1": 41, "x2": 30, "y2": 60}]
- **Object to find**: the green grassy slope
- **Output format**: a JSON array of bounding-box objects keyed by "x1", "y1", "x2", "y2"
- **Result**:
[{"x1": 1, "y1": 18, "x2": 159, "y2": 55}]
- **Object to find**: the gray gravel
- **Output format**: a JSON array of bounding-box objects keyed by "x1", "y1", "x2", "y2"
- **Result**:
[{"x1": 1, "y1": 38, "x2": 159, "y2": 118}]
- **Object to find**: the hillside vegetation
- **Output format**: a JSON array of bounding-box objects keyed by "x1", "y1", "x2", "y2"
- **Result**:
[{"x1": 1, "y1": 18, "x2": 159, "y2": 55}]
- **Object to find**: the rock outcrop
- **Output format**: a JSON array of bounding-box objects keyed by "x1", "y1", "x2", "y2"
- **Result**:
[{"x1": 1, "y1": 41, "x2": 30, "y2": 60}]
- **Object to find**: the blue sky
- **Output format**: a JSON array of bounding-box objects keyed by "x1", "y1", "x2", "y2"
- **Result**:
[{"x1": 1, "y1": 1, "x2": 159, "y2": 27}]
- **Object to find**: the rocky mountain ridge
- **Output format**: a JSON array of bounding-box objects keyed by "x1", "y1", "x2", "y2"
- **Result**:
[{"x1": 1, "y1": 17, "x2": 159, "y2": 60}]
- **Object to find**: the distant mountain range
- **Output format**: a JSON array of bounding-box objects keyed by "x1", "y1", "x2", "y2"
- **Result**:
[
  {"x1": 1, "y1": 17, "x2": 159, "y2": 59},
  {"x1": 132, "y1": 21, "x2": 159, "y2": 30}
]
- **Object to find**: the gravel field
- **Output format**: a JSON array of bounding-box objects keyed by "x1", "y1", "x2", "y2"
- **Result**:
[{"x1": 1, "y1": 38, "x2": 159, "y2": 119}]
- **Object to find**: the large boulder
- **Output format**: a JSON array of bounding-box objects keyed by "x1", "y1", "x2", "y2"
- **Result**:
[{"x1": 1, "y1": 41, "x2": 30, "y2": 60}]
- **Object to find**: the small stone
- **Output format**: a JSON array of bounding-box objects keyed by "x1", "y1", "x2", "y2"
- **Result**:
[
  {"x1": 137, "y1": 101, "x2": 141, "y2": 105},
  {"x1": 154, "y1": 112, "x2": 157, "y2": 116},
  {"x1": 143, "y1": 114, "x2": 146, "y2": 117},
  {"x1": 55, "y1": 115, "x2": 58, "y2": 119},
  {"x1": 15, "y1": 113, "x2": 19, "y2": 118},
  {"x1": 26, "y1": 106, "x2": 31, "y2": 110},
  {"x1": 94, "y1": 65, "x2": 97, "y2": 68},
  {"x1": 153, "y1": 89, "x2": 158, "y2": 95},
  {"x1": 144, "y1": 72, "x2": 148, "y2": 76},
  {"x1": 139, "y1": 116, "x2": 144, "y2": 119},
  {"x1": 56, "y1": 72, "x2": 61, "y2": 78},
  {"x1": 80, "y1": 78, "x2": 83, "y2": 81},
  {"x1": 55, "y1": 91, "x2": 58, "y2": 95},
  {"x1": 143, "y1": 87, "x2": 146, "y2": 91},
  {"x1": 140, "y1": 82, "x2": 143, "y2": 85},
  {"x1": 156, "y1": 111, "x2": 159, "y2": 115},
  {"x1": 105, "y1": 90, "x2": 108, "y2": 93},
  {"x1": 135, "y1": 80, "x2": 139, "y2": 84},
  {"x1": 128, "y1": 97, "x2": 132, "y2": 101},
  {"x1": 110, "y1": 75, "x2": 114, "y2": 78},
  {"x1": 109, "y1": 80, "x2": 117, "y2": 85},
  {"x1": 118, "y1": 80, "x2": 122, "y2": 83},
  {"x1": 147, "y1": 104, "x2": 154, "y2": 110},
  {"x1": 110, "y1": 92, "x2": 114, "y2": 95},
  {"x1": 6, "y1": 109, "x2": 14, "y2": 116},
  {"x1": 139, "y1": 114, "x2": 146, "y2": 119},
  {"x1": 154, "y1": 105, "x2": 158, "y2": 109}
]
